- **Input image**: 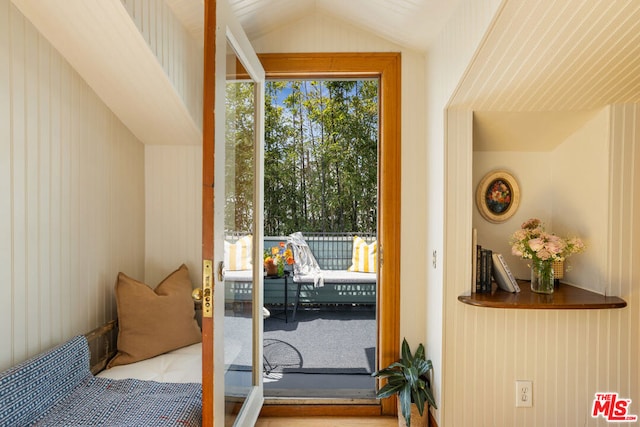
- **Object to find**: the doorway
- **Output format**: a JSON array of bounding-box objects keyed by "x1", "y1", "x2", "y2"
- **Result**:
[
  {"x1": 262, "y1": 78, "x2": 379, "y2": 398},
  {"x1": 258, "y1": 53, "x2": 401, "y2": 417}
]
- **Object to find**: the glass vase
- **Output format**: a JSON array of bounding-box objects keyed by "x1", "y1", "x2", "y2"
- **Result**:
[
  {"x1": 277, "y1": 261, "x2": 284, "y2": 277},
  {"x1": 531, "y1": 259, "x2": 554, "y2": 294}
]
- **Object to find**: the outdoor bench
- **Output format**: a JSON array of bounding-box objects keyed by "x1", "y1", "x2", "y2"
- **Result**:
[
  {"x1": 288, "y1": 232, "x2": 377, "y2": 320},
  {"x1": 223, "y1": 232, "x2": 377, "y2": 321}
]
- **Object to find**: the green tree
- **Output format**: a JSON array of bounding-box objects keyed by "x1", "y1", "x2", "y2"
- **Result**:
[
  {"x1": 225, "y1": 81, "x2": 255, "y2": 233},
  {"x1": 264, "y1": 80, "x2": 378, "y2": 235}
]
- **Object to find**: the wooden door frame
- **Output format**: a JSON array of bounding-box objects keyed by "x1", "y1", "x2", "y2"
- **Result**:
[
  {"x1": 201, "y1": 0, "x2": 216, "y2": 425},
  {"x1": 257, "y1": 52, "x2": 401, "y2": 418}
]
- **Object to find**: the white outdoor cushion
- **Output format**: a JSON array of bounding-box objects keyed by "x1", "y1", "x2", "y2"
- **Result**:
[
  {"x1": 293, "y1": 269, "x2": 376, "y2": 285},
  {"x1": 223, "y1": 270, "x2": 253, "y2": 282}
]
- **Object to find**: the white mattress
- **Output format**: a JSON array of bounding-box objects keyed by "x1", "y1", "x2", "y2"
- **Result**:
[
  {"x1": 97, "y1": 339, "x2": 244, "y2": 384},
  {"x1": 97, "y1": 343, "x2": 203, "y2": 383}
]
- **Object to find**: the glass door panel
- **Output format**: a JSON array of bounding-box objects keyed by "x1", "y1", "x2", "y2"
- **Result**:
[
  {"x1": 204, "y1": 0, "x2": 265, "y2": 424},
  {"x1": 222, "y1": 40, "x2": 256, "y2": 425},
  {"x1": 213, "y1": 17, "x2": 265, "y2": 427}
]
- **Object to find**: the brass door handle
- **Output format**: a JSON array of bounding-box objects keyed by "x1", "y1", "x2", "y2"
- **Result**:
[{"x1": 192, "y1": 288, "x2": 203, "y2": 302}]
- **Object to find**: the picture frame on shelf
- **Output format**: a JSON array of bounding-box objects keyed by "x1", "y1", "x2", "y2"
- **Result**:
[{"x1": 476, "y1": 169, "x2": 520, "y2": 223}]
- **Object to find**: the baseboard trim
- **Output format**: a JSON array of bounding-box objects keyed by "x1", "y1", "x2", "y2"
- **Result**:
[
  {"x1": 260, "y1": 404, "x2": 381, "y2": 417},
  {"x1": 429, "y1": 410, "x2": 438, "y2": 427}
]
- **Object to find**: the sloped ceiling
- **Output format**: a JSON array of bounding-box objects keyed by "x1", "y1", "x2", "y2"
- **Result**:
[
  {"x1": 171, "y1": 0, "x2": 640, "y2": 113},
  {"x1": 12, "y1": 0, "x2": 202, "y2": 146},
  {"x1": 14, "y1": 0, "x2": 640, "y2": 150},
  {"x1": 228, "y1": 0, "x2": 463, "y2": 53},
  {"x1": 452, "y1": 1, "x2": 640, "y2": 151},
  {"x1": 473, "y1": 110, "x2": 601, "y2": 152},
  {"x1": 174, "y1": 0, "x2": 640, "y2": 151},
  {"x1": 166, "y1": 0, "x2": 463, "y2": 52},
  {"x1": 452, "y1": 1, "x2": 640, "y2": 111}
]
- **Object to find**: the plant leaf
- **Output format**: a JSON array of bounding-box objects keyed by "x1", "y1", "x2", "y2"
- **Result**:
[
  {"x1": 414, "y1": 343, "x2": 426, "y2": 361},
  {"x1": 399, "y1": 384, "x2": 412, "y2": 427},
  {"x1": 413, "y1": 389, "x2": 425, "y2": 416},
  {"x1": 401, "y1": 338, "x2": 412, "y2": 364},
  {"x1": 372, "y1": 362, "x2": 405, "y2": 377},
  {"x1": 375, "y1": 382, "x2": 405, "y2": 399}
]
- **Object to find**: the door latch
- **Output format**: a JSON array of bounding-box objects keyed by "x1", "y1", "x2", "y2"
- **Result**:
[{"x1": 202, "y1": 260, "x2": 213, "y2": 318}]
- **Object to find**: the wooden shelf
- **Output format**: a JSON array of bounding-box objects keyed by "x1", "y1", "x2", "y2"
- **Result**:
[{"x1": 458, "y1": 281, "x2": 627, "y2": 309}]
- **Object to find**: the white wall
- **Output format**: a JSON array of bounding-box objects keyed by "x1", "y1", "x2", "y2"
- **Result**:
[
  {"x1": 551, "y1": 109, "x2": 610, "y2": 292},
  {"x1": 0, "y1": 0, "x2": 145, "y2": 370},
  {"x1": 436, "y1": 2, "x2": 638, "y2": 426},
  {"x1": 121, "y1": 0, "x2": 203, "y2": 131},
  {"x1": 426, "y1": 0, "x2": 504, "y2": 424},
  {"x1": 445, "y1": 73, "x2": 640, "y2": 427},
  {"x1": 122, "y1": 0, "x2": 204, "y2": 286},
  {"x1": 144, "y1": 145, "x2": 202, "y2": 285},
  {"x1": 473, "y1": 152, "x2": 552, "y2": 278},
  {"x1": 250, "y1": 12, "x2": 429, "y2": 346},
  {"x1": 472, "y1": 108, "x2": 610, "y2": 288},
  {"x1": 0, "y1": 0, "x2": 203, "y2": 371}
]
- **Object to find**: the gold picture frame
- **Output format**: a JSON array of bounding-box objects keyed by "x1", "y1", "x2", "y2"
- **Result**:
[{"x1": 476, "y1": 170, "x2": 520, "y2": 223}]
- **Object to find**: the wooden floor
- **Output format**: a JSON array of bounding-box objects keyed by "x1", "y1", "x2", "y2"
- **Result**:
[{"x1": 255, "y1": 417, "x2": 397, "y2": 426}]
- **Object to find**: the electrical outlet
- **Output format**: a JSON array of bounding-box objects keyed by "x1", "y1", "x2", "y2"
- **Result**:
[{"x1": 516, "y1": 380, "x2": 533, "y2": 407}]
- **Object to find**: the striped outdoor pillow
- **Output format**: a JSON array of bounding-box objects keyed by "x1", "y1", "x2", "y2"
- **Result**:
[
  {"x1": 348, "y1": 236, "x2": 377, "y2": 273},
  {"x1": 224, "y1": 235, "x2": 252, "y2": 271}
]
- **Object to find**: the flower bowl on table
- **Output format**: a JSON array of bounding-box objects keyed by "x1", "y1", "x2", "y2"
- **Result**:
[{"x1": 264, "y1": 242, "x2": 294, "y2": 277}]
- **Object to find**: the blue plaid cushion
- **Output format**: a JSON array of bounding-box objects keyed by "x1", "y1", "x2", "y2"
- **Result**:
[{"x1": 0, "y1": 336, "x2": 91, "y2": 426}]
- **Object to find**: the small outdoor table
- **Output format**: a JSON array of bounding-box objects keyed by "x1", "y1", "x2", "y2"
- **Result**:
[{"x1": 265, "y1": 270, "x2": 290, "y2": 322}]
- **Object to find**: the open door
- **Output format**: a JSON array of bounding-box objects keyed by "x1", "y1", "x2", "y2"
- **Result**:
[{"x1": 202, "y1": 0, "x2": 265, "y2": 425}]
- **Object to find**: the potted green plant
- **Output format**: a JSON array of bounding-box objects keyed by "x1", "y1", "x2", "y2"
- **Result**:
[{"x1": 372, "y1": 338, "x2": 437, "y2": 427}]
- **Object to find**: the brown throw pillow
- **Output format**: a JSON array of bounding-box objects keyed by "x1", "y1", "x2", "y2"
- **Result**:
[{"x1": 108, "y1": 264, "x2": 202, "y2": 368}]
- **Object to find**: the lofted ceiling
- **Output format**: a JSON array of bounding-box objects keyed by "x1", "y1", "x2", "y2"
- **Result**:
[
  {"x1": 169, "y1": 0, "x2": 640, "y2": 113},
  {"x1": 14, "y1": 0, "x2": 640, "y2": 150},
  {"x1": 227, "y1": 0, "x2": 463, "y2": 53},
  {"x1": 171, "y1": 0, "x2": 640, "y2": 151}
]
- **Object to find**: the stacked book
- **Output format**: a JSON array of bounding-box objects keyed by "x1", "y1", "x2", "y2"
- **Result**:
[{"x1": 472, "y1": 229, "x2": 520, "y2": 294}]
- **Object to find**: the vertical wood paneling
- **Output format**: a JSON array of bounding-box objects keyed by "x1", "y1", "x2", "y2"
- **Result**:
[
  {"x1": 444, "y1": 106, "x2": 640, "y2": 426},
  {"x1": 429, "y1": 5, "x2": 503, "y2": 425},
  {"x1": 440, "y1": 3, "x2": 639, "y2": 427},
  {"x1": 0, "y1": 0, "x2": 145, "y2": 371},
  {"x1": 10, "y1": 3, "x2": 28, "y2": 363},
  {"x1": 632, "y1": 107, "x2": 640, "y2": 404},
  {"x1": 608, "y1": 103, "x2": 640, "y2": 414},
  {"x1": 0, "y1": 0, "x2": 13, "y2": 368},
  {"x1": 144, "y1": 145, "x2": 202, "y2": 287},
  {"x1": 121, "y1": 0, "x2": 203, "y2": 130}
]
